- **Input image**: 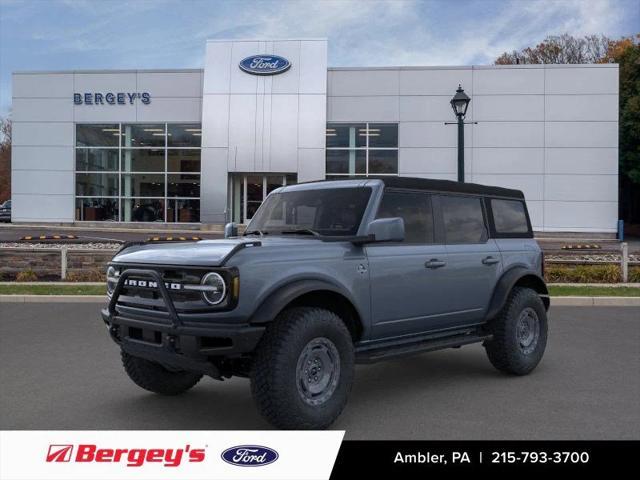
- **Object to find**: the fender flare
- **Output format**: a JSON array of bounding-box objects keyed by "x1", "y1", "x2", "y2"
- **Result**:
[
  {"x1": 249, "y1": 279, "x2": 360, "y2": 325},
  {"x1": 485, "y1": 267, "x2": 549, "y2": 321}
]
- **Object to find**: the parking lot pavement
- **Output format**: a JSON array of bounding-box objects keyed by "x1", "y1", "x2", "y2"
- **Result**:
[
  {"x1": 0, "y1": 226, "x2": 223, "y2": 243},
  {"x1": 1, "y1": 303, "x2": 638, "y2": 439}
]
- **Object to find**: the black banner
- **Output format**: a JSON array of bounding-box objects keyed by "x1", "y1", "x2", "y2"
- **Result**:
[{"x1": 330, "y1": 441, "x2": 639, "y2": 477}]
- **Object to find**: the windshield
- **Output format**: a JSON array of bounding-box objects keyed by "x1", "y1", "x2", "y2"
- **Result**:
[{"x1": 246, "y1": 187, "x2": 372, "y2": 237}]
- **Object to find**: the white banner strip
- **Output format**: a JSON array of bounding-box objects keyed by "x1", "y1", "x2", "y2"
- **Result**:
[{"x1": 0, "y1": 430, "x2": 345, "y2": 480}]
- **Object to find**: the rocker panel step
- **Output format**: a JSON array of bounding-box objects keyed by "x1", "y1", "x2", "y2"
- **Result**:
[{"x1": 355, "y1": 332, "x2": 492, "y2": 364}]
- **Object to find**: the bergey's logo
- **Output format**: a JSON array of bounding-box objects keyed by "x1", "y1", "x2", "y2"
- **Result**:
[
  {"x1": 221, "y1": 445, "x2": 279, "y2": 467},
  {"x1": 45, "y1": 444, "x2": 205, "y2": 467},
  {"x1": 74, "y1": 92, "x2": 151, "y2": 105},
  {"x1": 46, "y1": 445, "x2": 73, "y2": 462},
  {"x1": 239, "y1": 55, "x2": 291, "y2": 75}
]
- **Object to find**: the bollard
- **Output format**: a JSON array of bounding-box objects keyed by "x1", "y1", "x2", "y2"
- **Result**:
[
  {"x1": 621, "y1": 242, "x2": 628, "y2": 283},
  {"x1": 60, "y1": 246, "x2": 68, "y2": 280}
]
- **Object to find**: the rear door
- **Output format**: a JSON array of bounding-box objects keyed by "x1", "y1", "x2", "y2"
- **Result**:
[
  {"x1": 365, "y1": 189, "x2": 451, "y2": 339},
  {"x1": 437, "y1": 194, "x2": 502, "y2": 326}
]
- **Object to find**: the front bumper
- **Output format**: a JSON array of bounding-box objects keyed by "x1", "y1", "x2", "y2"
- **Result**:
[{"x1": 102, "y1": 268, "x2": 264, "y2": 377}]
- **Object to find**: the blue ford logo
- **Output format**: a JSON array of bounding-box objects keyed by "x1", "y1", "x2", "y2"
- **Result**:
[
  {"x1": 221, "y1": 445, "x2": 279, "y2": 467},
  {"x1": 239, "y1": 55, "x2": 291, "y2": 75}
]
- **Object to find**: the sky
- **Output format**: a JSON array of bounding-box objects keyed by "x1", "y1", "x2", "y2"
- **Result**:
[{"x1": 0, "y1": 0, "x2": 639, "y2": 116}]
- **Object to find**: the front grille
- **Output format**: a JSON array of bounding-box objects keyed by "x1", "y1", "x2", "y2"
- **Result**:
[{"x1": 113, "y1": 266, "x2": 208, "y2": 313}]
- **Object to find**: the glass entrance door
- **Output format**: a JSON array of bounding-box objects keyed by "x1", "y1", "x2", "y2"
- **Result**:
[{"x1": 229, "y1": 173, "x2": 296, "y2": 224}]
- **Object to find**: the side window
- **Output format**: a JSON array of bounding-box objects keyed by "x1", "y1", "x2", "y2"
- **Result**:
[
  {"x1": 491, "y1": 199, "x2": 530, "y2": 234},
  {"x1": 376, "y1": 190, "x2": 434, "y2": 243},
  {"x1": 440, "y1": 195, "x2": 487, "y2": 244}
]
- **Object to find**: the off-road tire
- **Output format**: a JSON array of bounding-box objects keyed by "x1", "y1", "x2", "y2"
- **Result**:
[
  {"x1": 250, "y1": 307, "x2": 355, "y2": 430},
  {"x1": 484, "y1": 287, "x2": 548, "y2": 375},
  {"x1": 121, "y1": 351, "x2": 202, "y2": 395}
]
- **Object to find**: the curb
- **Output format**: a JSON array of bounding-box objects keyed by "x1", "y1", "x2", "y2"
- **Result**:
[
  {"x1": 0, "y1": 295, "x2": 106, "y2": 303},
  {"x1": 0, "y1": 295, "x2": 639, "y2": 306},
  {"x1": 551, "y1": 296, "x2": 640, "y2": 306}
]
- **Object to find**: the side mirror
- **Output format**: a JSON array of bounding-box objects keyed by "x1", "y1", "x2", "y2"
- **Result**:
[
  {"x1": 224, "y1": 222, "x2": 238, "y2": 238},
  {"x1": 365, "y1": 217, "x2": 405, "y2": 243}
]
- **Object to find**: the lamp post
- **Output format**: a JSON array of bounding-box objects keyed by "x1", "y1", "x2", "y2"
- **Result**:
[{"x1": 449, "y1": 85, "x2": 471, "y2": 182}]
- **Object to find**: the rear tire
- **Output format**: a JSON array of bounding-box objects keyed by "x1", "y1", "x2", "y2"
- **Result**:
[
  {"x1": 484, "y1": 287, "x2": 548, "y2": 375},
  {"x1": 121, "y1": 351, "x2": 202, "y2": 395},
  {"x1": 250, "y1": 307, "x2": 354, "y2": 430}
]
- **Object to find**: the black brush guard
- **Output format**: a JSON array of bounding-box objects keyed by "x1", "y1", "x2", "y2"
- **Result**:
[{"x1": 103, "y1": 268, "x2": 264, "y2": 378}]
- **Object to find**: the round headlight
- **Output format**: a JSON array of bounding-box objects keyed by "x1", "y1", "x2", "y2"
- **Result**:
[
  {"x1": 106, "y1": 266, "x2": 118, "y2": 296},
  {"x1": 201, "y1": 272, "x2": 226, "y2": 305}
]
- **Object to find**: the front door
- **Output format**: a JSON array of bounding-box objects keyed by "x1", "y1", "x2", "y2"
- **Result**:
[
  {"x1": 229, "y1": 174, "x2": 296, "y2": 224},
  {"x1": 366, "y1": 190, "x2": 452, "y2": 340}
]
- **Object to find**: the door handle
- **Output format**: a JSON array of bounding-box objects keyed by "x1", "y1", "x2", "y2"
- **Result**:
[
  {"x1": 425, "y1": 259, "x2": 446, "y2": 269},
  {"x1": 482, "y1": 256, "x2": 500, "y2": 265}
]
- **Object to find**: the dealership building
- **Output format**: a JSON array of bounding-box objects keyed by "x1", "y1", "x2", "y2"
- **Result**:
[{"x1": 11, "y1": 38, "x2": 619, "y2": 233}]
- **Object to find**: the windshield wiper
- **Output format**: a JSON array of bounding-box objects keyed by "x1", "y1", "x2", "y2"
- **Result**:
[
  {"x1": 244, "y1": 229, "x2": 267, "y2": 236},
  {"x1": 280, "y1": 228, "x2": 321, "y2": 237}
]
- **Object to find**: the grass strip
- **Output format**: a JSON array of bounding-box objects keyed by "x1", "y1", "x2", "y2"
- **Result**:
[
  {"x1": 0, "y1": 285, "x2": 105, "y2": 295},
  {"x1": 548, "y1": 285, "x2": 640, "y2": 297}
]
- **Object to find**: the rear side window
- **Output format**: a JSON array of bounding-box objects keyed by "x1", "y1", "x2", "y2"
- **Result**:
[
  {"x1": 376, "y1": 191, "x2": 434, "y2": 244},
  {"x1": 491, "y1": 199, "x2": 529, "y2": 234},
  {"x1": 440, "y1": 195, "x2": 487, "y2": 244}
]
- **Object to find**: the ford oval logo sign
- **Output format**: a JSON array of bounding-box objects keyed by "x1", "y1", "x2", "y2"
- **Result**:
[
  {"x1": 221, "y1": 445, "x2": 279, "y2": 467},
  {"x1": 239, "y1": 55, "x2": 291, "y2": 75}
]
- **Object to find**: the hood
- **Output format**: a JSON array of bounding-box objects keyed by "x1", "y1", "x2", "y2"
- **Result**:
[{"x1": 111, "y1": 236, "x2": 324, "y2": 267}]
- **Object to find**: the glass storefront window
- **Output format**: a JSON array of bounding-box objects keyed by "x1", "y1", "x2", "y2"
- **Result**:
[
  {"x1": 168, "y1": 124, "x2": 202, "y2": 147},
  {"x1": 326, "y1": 123, "x2": 366, "y2": 148},
  {"x1": 121, "y1": 124, "x2": 165, "y2": 147},
  {"x1": 325, "y1": 122, "x2": 398, "y2": 177},
  {"x1": 121, "y1": 149, "x2": 165, "y2": 172},
  {"x1": 326, "y1": 150, "x2": 366, "y2": 175},
  {"x1": 75, "y1": 123, "x2": 201, "y2": 222},
  {"x1": 121, "y1": 174, "x2": 165, "y2": 197},
  {"x1": 166, "y1": 199, "x2": 200, "y2": 223},
  {"x1": 368, "y1": 124, "x2": 398, "y2": 148},
  {"x1": 168, "y1": 174, "x2": 200, "y2": 198},
  {"x1": 75, "y1": 198, "x2": 118, "y2": 221},
  {"x1": 76, "y1": 173, "x2": 118, "y2": 197},
  {"x1": 76, "y1": 124, "x2": 120, "y2": 147},
  {"x1": 369, "y1": 150, "x2": 399, "y2": 174},
  {"x1": 121, "y1": 198, "x2": 165, "y2": 222},
  {"x1": 75, "y1": 149, "x2": 118, "y2": 171},
  {"x1": 167, "y1": 149, "x2": 200, "y2": 173}
]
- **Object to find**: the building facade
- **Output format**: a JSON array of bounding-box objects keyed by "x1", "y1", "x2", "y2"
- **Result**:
[{"x1": 11, "y1": 38, "x2": 619, "y2": 232}]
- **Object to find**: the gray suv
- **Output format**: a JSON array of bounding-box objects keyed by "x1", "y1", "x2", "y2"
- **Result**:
[{"x1": 102, "y1": 177, "x2": 549, "y2": 429}]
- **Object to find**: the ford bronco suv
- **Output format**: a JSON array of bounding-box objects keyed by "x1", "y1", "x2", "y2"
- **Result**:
[{"x1": 102, "y1": 177, "x2": 549, "y2": 429}]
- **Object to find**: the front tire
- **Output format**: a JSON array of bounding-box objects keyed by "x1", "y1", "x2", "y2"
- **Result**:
[
  {"x1": 250, "y1": 307, "x2": 355, "y2": 429},
  {"x1": 484, "y1": 287, "x2": 548, "y2": 375},
  {"x1": 121, "y1": 351, "x2": 202, "y2": 395}
]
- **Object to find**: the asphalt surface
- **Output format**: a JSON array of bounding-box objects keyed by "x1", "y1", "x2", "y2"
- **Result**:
[
  {"x1": 0, "y1": 226, "x2": 223, "y2": 243},
  {"x1": 1, "y1": 303, "x2": 638, "y2": 439}
]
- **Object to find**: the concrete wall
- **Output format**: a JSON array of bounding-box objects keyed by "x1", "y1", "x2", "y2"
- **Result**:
[
  {"x1": 11, "y1": 69, "x2": 203, "y2": 222},
  {"x1": 327, "y1": 64, "x2": 619, "y2": 233},
  {"x1": 200, "y1": 39, "x2": 327, "y2": 223}
]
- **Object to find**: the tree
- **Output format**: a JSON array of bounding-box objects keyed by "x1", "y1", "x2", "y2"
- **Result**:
[
  {"x1": 0, "y1": 117, "x2": 10, "y2": 203},
  {"x1": 495, "y1": 34, "x2": 610, "y2": 65}
]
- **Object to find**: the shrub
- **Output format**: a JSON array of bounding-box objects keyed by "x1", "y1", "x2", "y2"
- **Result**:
[
  {"x1": 545, "y1": 264, "x2": 621, "y2": 283},
  {"x1": 16, "y1": 269, "x2": 38, "y2": 282},
  {"x1": 629, "y1": 266, "x2": 640, "y2": 283},
  {"x1": 66, "y1": 269, "x2": 104, "y2": 282}
]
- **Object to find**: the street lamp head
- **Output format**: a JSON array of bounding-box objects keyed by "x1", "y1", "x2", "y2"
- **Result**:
[{"x1": 450, "y1": 84, "x2": 470, "y2": 118}]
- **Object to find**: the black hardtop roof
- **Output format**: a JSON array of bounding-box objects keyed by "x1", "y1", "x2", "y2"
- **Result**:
[
  {"x1": 370, "y1": 176, "x2": 524, "y2": 199},
  {"x1": 301, "y1": 176, "x2": 525, "y2": 199}
]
